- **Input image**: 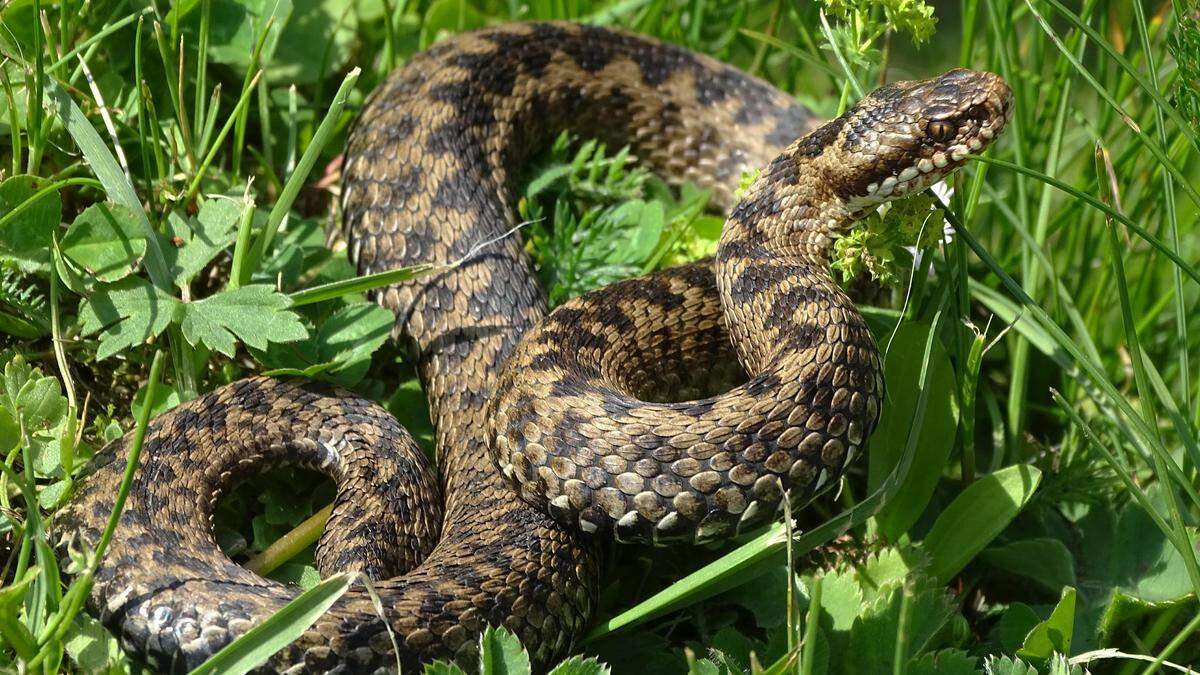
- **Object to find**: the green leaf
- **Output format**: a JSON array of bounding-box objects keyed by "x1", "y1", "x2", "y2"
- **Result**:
[
  {"x1": 1017, "y1": 587, "x2": 1076, "y2": 662},
  {"x1": 274, "y1": 0, "x2": 361, "y2": 82},
  {"x1": 478, "y1": 625, "x2": 531, "y2": 675},
  {"x1": 387, "y1": 377, "x2": 436, "y2": 452},
  {"x1": 0, "y1": 175, "x2": 61, "y2": 270},
  {"x1": 43, "y1": 78, "x2": 170, "y2": 289},
  {"x1": 420, "y1": 0, "x2": 486, "y2": 49},
  {"x1": 856, "y1": 546, "x2": 928, "y2": 603},
  {"x1": 64, "y1": 612, "x2": 128, "y2": 674},
  {"x1": 61, "y1": 202, "x2": 147, "y2": 282},
  {"x1": 315, "y1": 303, "x2": 393, "y2": 368},
  {"x1": 907, "y1": 650, "x2": 981, "y2": 675},
  {"x1": 205, "y1": 0, "x2": 293, "y2": 77},
  {"x1": 547, "y1": 655, "x2": 611, "y2": 675},
  {"x1": 257, "y1": 302, "x2": 392, "y2": 384},
  {"x1": 132, "y1": 380, "x2": 181, "y2": 420},
  {"x1": 844, "y1": 579, "x2": 956, "y2": 673},
  {"x1": 163, "y1": 198, "x2": 244, "y2": 286},
  {"x1": 995, "y1": 603, "x2": 1041, "y2": 653},
  {"x1": 868, "y1": 322, "x2": 958, "y2": 539},
  {"x1": 814, "y1": 566, "x2": 863, "y2": 634},
  {"x1": 983, "y1": 655, "x2": 1039, "y2": 675},
  {"x1": 981, "y1": 538, "x2": 1076, "y2": 594},
  {"x1": 1075, "y1": 490, "x2": 1197, "y2": 647},
  {"x1": 182, "y1": 285, "x2": 307, "y2": 356},
  {"x1": 920, "y1": 464, "x2": 1043, "y2": 584},
  {"x1": 424, "y1": 661, "x2": 469, "y2": 675},
  {"x1": 78, "y1": 276, "x2": 181, "y2": 360},
  {"x1": 14, "y1": 370, "x2": 66, "y2": 431},
  {"x1": 0, "y1": 407, "x2": 18, "y2": 452},
  {"x1": 605, "y1": 200, "x2": 664, "y2": 264},
  {"x1": 188, "y1": 573, "x2": 353, "y2": 675}
]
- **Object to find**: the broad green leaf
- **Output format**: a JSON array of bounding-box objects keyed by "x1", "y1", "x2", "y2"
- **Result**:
[
  {"x1": 983, "y1": 655, "x2": 1039, "y2": 675},
  {"x1": 995, "y1": 603, "x2": 1041, "y2": 653},
  {"x1": 856, "y1": 546, "x2": 928, "y2": 603},
  {"x1": 814, "y1": 566, "x2": 862, "y2": 634},
  {"x1": 205, "y1": 0, "x2": 293, "y2": 76},
  {"x1": 424, "y1": 662, "x2": 469, "y2": 675},
  {"x1": 907, "y1": 650, "x2": 981, "y2": 675},
  {"x1": 316, "y1": 303, "x2": 393, "y2": 368},
  {"x1": 182, "y1": 285, "x2": 307, "y2": 356},
  {"x1": 132, "y1": 380, "x2": 182, "y2": 419},
  {"x1": 256, "y1": 302, "x2": 392, "y2": 384},
  {"x1": 78, "y1": 276, "x2": 181, "y2": 360},
  {"x1": 269, "y1": 0, "x2": 357, "y2": 83},
  {"x1": 0, "y1": 407, "x2": 17, "y2": 452},
  {"x1": 705, "y1": 627, "x2": 752, "y2": 673},
  {"x1": 64, "y1": 612, "x2": 128, "y2": 674},
  {"x1": 1017, "y1": 587, "x2": 1076, "y2": 661},
  {"x1": 587, "y1": 631, "x2": 685, "y2": 674},
  {"x1": 420, "y1": 0, "x2": 485, "y2": 49},
  {"x1": 387, "y1": 377, "x2": 436, "y2": 452},
  {"x1": 605, "y1": 200, "x2": 664, "y2": 264},
  {"x1": 920, "y1": 464, "x2": 1043, "y2": 584},
  {"x1": 0, "y1": 175, "x2": 61, "y2": 270},
  {"x1": 547, "y1": 655, "x2": 611, "y2": 675},
  {"x1": 188, "y1": 573, "x2": 353, "y2": 675},
  {"x1": 14, "y1": 371, "x2": 66, "y2": 431},
  {"x1": 868, "y1": 322, "x2": 958, "y2": 540},
  {"x1": 844, "y1": 580, "x2": 956, "y2": 673},
  {"x1": 721, "y1": 565, "x2": 796, "y2": 630},
  {"x1": 163, "y1": 198, "x2": 244, "y2": 286},
  {"x1": 1074, "y1": 489, "x2": 1197, "y2": 648},
  {"x1": 43, "y1": 78, "x2": 170, "y2": 289},
  {"x1": 62, "y1": 202, "x2": 146, "y2": 282},
  {"x1": 981, "y1": 538, "x2": 1076, "y2": 594},
  {"x1": 479, "y1": 625, "x2": 531, "y2": 675},
  {"x1": 38, "y1": 477, "x2": 71, "y2": 508}
]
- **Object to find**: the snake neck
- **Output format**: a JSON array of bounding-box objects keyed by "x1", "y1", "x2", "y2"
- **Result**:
[{"x1": 715, "y1": 142, "x2": 861, "y2": 374}]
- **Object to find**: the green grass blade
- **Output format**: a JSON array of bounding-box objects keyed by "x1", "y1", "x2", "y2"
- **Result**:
[
  {"x1": 187, "y1": 573, "x2": 354, "y2": 675},
  {"x1": 969, "y1": 155, "x2": 1200, "y2": 287},
  {"x1": 243, "y1": 67, "x2": 361, "y2": 283},
  {"x1": 289, "y1": 263, "x2": 443, "y2": 307},
  {"x1": 921, "y1": 464, "x2": 1042, "y2": 584},
  {"x1": 1023, "y1": 0, "x2": 1200, "y2": 210},
  {"x1": 42, "y1": 79, "x2": 172, "y2": 291},
  {"x1": 1040, "y1": 0, "x2": 1199, "y2": 153},
  {"x1": 584, "y1": 304, "x2": 947, "y2": 641}
]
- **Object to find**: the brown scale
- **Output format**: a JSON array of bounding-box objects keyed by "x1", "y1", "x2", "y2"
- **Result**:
[
  {"x1": 490, "y1": 66, "x2": 1011, "y2": 546},
  {"x1": 60, "y1": 21, "x2": 1010, "y2": 673}
]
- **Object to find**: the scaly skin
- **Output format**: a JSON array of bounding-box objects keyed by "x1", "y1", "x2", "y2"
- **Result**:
[{"x1": 60, "y1": 22, "x2": 1009, "y2": 673}]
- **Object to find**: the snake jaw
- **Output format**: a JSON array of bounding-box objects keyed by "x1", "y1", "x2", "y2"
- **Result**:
[{"x1": 821, "y1": 68, "x2": 1012, "y2": 215}]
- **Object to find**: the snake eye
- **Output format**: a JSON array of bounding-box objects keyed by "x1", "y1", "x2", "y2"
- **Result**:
[{"x1": 926, "y1": 120, "x2": 956, "y2": 143}]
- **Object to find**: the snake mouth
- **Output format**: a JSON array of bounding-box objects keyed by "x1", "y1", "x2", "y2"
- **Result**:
[{"x1": 847, "y1": 69, "x2": 1012, "y2": 207}]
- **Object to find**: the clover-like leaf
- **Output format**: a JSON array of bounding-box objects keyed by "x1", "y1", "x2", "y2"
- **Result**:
[
  {"x1": 61, "y1": 202, "x2": 147, "y2": 282},
  {"x1": 0, "y1": 175, "x2": 62, "y2": 271},
  {"x1": 162, "y1": 197, "x2": 244, "y2": 286},
  {"x1": 181, "y1": 285, "x2": 308, "y2": 356},
  {"x1": 78, "y1": 276, "x2": 181, "y2": 360}
]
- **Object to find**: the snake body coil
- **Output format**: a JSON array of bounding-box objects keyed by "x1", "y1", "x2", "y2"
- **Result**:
[{"x1": 61, "y1": 22, "x2": 1010, "y2": 673}]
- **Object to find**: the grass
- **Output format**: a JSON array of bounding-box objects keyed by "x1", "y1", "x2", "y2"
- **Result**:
[{"x1": 0, "y1": 0, "x2": 1198, "y2": 673}]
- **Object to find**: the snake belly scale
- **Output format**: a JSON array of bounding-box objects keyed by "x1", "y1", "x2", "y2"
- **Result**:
[{"x1": 60, "y1": 21, "x2": 1011, "y2": 673}]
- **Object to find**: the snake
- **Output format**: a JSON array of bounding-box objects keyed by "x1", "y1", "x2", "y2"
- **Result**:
[{"x1": 59, "y1": 21, "x2": 1011, "y2": 674}]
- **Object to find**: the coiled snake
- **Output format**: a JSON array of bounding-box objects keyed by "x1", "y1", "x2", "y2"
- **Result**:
[{"x1": 61, "y1": 22, "x2": 1010, "y2": 673}]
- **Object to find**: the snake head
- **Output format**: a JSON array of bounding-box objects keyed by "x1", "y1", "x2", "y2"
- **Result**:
[{"x1": 807, "y1": 68, "x2": 1012, "y2": 212}]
